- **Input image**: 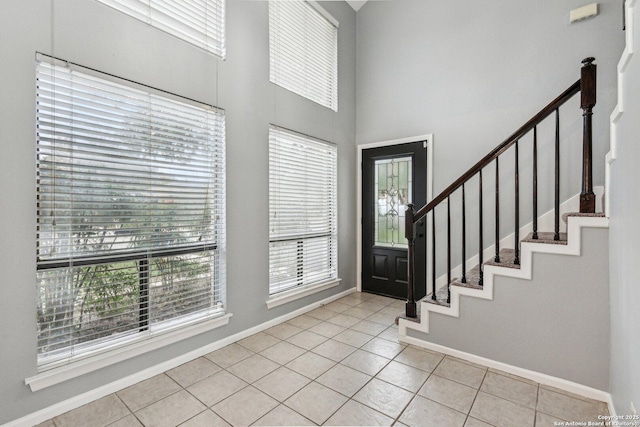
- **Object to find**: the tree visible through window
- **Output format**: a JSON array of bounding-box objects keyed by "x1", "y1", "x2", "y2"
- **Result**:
[{"x1": 35, "y1": 59, "x2": 226, "y2": 369}]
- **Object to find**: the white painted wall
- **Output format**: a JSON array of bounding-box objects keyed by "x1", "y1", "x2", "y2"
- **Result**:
[
  {"x1": 0, "y1": 0, "x2": 356, "y2": 423},
  {"x1": 608, "y1": 0, "x2": 640, "y2": 417}
]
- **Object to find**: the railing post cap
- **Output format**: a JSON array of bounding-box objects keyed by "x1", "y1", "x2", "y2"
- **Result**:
[{"x1": 582, "y1": 57, "x2": 595, "y2": 66}]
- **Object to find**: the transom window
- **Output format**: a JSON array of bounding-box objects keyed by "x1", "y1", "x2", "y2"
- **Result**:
[
  {"x1": 35, "y1": 59, "x2": 226, "y2": 370},
  {"x1": 96, "y1": 0, "x2": 226, "y2": 59},
  {"x1": 269, "y1": 0, "x2": 338, "y2": 111},
  {"x1": 268, "y1": 126, "x2": 338, "y2": 295}
]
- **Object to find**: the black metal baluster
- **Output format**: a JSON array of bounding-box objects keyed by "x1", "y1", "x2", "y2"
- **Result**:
[
  {"x1": 405, "y1": 204, "x2": 417, "y2": 318},
  {"x1": 495, "y1": 157, "x2": 501, "y2": 263},
  {"x1": 478, "y1": 170, "x2": 484, "y2": 286},
  {"x1": 532, "y1": 126, "x2": 539, "y2": 240},
  {"x1": 461, "y1": 184, "x2": 467, "y2": 283},
  {"x1": 447, "y1": 195, "x2": 451, "y2": 304},
  {"x1": 554, "y1": 108, "x2": 560, "y2": 241},
  {"x1": 432, "y1": 210, "x2": 437, "y2": 301},
  {"x1": 514, "y1": 141, "x2": 520, "y2": 265}
]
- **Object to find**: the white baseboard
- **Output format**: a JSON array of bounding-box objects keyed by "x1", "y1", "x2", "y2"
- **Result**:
[
  {"x1": 401, "y1": 335, "x2": 612, "y2": 404},
  {"x1": 4, "y1": 287, "x2": 356, "y2": 427}
]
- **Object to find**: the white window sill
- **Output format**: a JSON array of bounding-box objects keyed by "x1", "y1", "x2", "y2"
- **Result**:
[
  {"x1": 25, "y1": 313, "x2": 232, "y2": 392},
  {"x1": 266, "y1": 279, "x2": 342, "y2": 309}
]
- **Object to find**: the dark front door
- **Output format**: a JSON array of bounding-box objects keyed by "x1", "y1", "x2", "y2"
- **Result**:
[{"x1": 362, "y1": 141, "x2": 427, "y2": 299}]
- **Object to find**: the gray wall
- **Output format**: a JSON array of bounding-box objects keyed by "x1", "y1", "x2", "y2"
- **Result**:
[
  {"x1": 608, "y1": 2, "x2": 640, "y2": 416},
  {"x1": 0, "y1": 0, "x2": 356, "y2": 423},
  {"x1": 408, "y1": 227, "x2": 611, "y2": 391}
]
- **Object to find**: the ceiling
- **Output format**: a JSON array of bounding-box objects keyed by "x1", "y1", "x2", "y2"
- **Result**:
[{"x1": 345, "y1": 0, "x2": 368, "y2": 12}]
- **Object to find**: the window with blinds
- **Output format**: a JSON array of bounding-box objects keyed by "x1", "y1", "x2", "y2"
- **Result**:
[
  {"x1": 269, "y1": 0, "x2": 338, "y2": 111},
  {"x1": 35, "y1": 59, "x2": 226, "y2": 370},
  {"x1": 96, "y1": 0, "x2": 226, "y2": 59},
  {"x1": 269, "y1": 126, "x2": 338, "y2": 295}
]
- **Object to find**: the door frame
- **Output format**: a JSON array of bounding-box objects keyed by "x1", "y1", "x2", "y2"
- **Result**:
[{"x1": 357, "y1": 134, "x2": 434, "y2": 293}]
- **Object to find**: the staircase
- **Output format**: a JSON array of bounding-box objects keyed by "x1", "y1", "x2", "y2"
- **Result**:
[{"x1": 396, "y1": 58, "x2": 611, "y2": 394}]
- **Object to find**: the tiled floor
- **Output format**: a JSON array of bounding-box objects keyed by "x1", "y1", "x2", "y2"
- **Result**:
[{"x1": 38, "y1": 292, "x2": 609, "y2": 427}]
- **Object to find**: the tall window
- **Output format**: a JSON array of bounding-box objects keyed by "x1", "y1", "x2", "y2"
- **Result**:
[
  {"x1": 269, "y1": 0, "x2": 338, "y2": 111},
  {"x1": 269, "y1": 126, "x2": 338, "y2": 295},
  {"x1": 35, "y1": 59, "x2": 226, "y2": 370},
  {"x1": 96, "y1": 0, "x2": 226, "y2": 59}
]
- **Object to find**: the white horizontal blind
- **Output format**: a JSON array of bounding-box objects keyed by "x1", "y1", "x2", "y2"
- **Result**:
[
  {"x1": 269, "y1": 1, "x2": 338, "y2": 111},
  {"x1": 269, "y1": 126, "x2": 337, "y2": 295},
  {"x1": 35, "y1": 60, "x2": 226, "y2": 369},
  {"x1": 96, "y1": 0, "x2": 226, "y2": 59}
]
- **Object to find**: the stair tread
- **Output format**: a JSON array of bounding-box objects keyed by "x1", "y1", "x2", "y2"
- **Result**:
[
  {"x1": 522, "y1": 231, "x2": 567, "y2": 244},
  {"x1": 484, "y1": 248, "x2": 521, "y2": 269},
  {"x1": 451, "y1": 264, "x2": 483, "y2": 289}
]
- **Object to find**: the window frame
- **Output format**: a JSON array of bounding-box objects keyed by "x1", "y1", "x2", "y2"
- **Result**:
[
  {"x1": 267, "y1": 125, "x2": 339, "y2": 308},
  {"x1": 269, "y1": 0, "x2": 339, "y2": 111},
  {"x1": 33, "y1": 55, "x2": 228, "y2": 377}
]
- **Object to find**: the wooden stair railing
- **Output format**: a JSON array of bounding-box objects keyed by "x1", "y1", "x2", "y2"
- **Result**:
[{"x1": 404, "y1": 58, "x2": 597, "y2": 318}]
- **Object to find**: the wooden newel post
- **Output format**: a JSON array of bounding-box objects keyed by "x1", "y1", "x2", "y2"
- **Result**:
[
  {"x1": 580, "y1": 57, "x2": 596, "y2": 213},
  {"x1": 405, "y1": 203, "x2": 417, "y2": 318}
]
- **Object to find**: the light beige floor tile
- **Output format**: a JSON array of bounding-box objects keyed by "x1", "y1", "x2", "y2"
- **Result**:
[
  {"x1": 341, "y1": 349, "x2": 391, "y2": 376},
  {"x1": 311, "y1": 339, "x2": 357, "y2": 362},
  {"x1": 212, "y1": 386, "x2": 278, "y2": 426},
  {"x1": 401, "y1": 347, "x2": 446, "y2": 368},
  {"x1": 264, "y1": 323, "x2": 304, "y2": 340},
  {"x1": 180, "y1": 410, "x2": 230, "y2": 427},
  {"x1": 536, "y1": 387, "x2": 608, "y2": 422},
  {"x1": 326, "y1": 313, "x2": 362, "y2": 328},
  {"x1": 539, "y1": 383, "x2": 606, "y2": 404},
  {"x1": 316, "y1": 363, "x2": 372, "y2": 397},
  {"x1": 481, "y1": 371, "x2": 538, "y2": 409},
  {"x1": 535, "y1": 410, "x2": 567, "y2": 425},
  {"x1": 488, "y1": 367, "x2": 538, "y2": 386},
  {"x1": 308, "y1": 321, "x2": 346, "y2": 338},
  {"x1": 434, "y1": 357, "x2": 487, "y2": 388},
  {"x1": 379, "y1": 305, "x2": 403, "y2": 316},
  {"x1": 464, "y1": 417, "x2": 494, "y2": 427},
  {"x1": 324, "y1": 301, "x2": 353, "y2": 313},
  {"x1": 252, "y1": 404, "x2": 315, "y2": 426},
  {"x1": 332, "y1": 329, "x2": 374, "y2": 347},
  {"x1": 378, "y1": 325, "x2": 400, "y2": 342},
  {"x1": 286, "y1": 315, "x2": 322, "y2": 329},
  {"x1": 186, "y1": 370, "x2": 248, "y2": 407},
  {"x1": 338, "y1": 294, "x2": 369, "y2": 306},
  {"x1": 204, "y1": 343, "x2": 253, "y2": 369},
  {"x1": 365, "y1": 311, "x2": 398, "y2": 326},
  {"x1": 469, "y1": 391, "x2": 535, "y2": 427},
  {"x1": 418, "y1": 374, "x2": 478, "y2": 414},
  {"x1": 253, "y1": 367, "x2": 310, "y2": 402},
  {"x1": 399, "y1": 395, "x2": 467, "y2": 427},
  {"x1": 117, "y1": 374, "x2": 181, "y2": 412},
  {"x1": 353, "y1": 378, "x2": 414, "y2": 418},
  {"x1": 361, "y1": 337, "x2": 406, "y2": 359},
  {"x1": 284, "y1": 382, "x2": 348, "y2": 425},
  {"x1": 342, "y1": 306, "x2": 377, "y2": 319},
  {"x1": 445, "y1": 355, "x2": 490, "y2": 370},
  {"x1": 238, "y1": 332, "x2": 281, "y2": 353},
  {"x1": 387, "y1": 299, "x2": 406, "y2": 309},
  {"x1": 285, "y1": 351, "x2": 336, "y2": 379},
  {"x1": 166, "y1": 357, "x2": 222, "y2": 388},
  {"x1": 136, "y1": 390, "x2": 207, "y2": 427},
  {"x1": 324, "y1": 400, "x2": 394, "y2": 426},
  {"x1": 260, "y1": 340, "x2": 306, "y2": 365},
  {"x1": 54, "y1": 394, "x2": 130, "y2": 427},
  {"x1": 350, "y1": 319, "x2": 388, "y2": 336},
  {"x1": 356, "y1": 300, "x2": 390, "y2": 312},
  {"x1": 306, "y1": 307, "x2": 338, "y2": 321},
  {"x1": 106, "y1": 414, "x2": 143, "y2": 427},
  {"x1": 35, "y1": 421, "x2": 56, "y2": 427},
  {"x1": 226, "y1": 354, "x2": 280, "y2": 383},
  {"x1": 285, "y1": 330, "x2": 328, "y2": 350},
  {"x1": 376, "y1": 360, "x2": 430, "y2": 393}
]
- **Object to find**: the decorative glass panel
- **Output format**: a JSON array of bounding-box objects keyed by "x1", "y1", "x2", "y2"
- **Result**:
[{"x1": 374, "y1": 156, "x2": 412, "y2": 247}]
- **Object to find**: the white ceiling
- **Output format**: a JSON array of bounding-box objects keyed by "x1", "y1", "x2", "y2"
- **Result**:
[{"x1": 345, "y1": 0, "x2": 368, "y2": 12}]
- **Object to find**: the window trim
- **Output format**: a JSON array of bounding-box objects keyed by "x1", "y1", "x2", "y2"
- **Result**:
[
  {"x1": 34, "y1": 54, "x2": 227, "y2": 373},
  {"x1": 268, "y1": 125, "x2": 338, "y2": 301}
]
